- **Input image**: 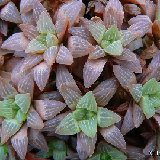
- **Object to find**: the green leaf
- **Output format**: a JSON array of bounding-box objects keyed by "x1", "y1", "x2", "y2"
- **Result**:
[
  {"x1": 73, "y1": 108, "x2": 87, "y2": 121},
  {"x1": 88, "y1": 22, "x2": 106, "y2": 44},
  {"x1": 79, "y1": 116, "x2": 97, "y2": 138},
  {"x1": 129, "y1": 84, "x2": 143, "y2": 103},
  {"x1": 36, "y1": 34, "x2": 47, "y2": 45},
  {"x1": 97, "y1": 107, "x2": 121, "y2": 128},
  {"x1": 103, "y1": 40, "x2": 123, "y2": 56},
  {"x1": 0, "y1": 144, "x2": 8, "y2": 160},
  {"x1": 103, "y1": 25, "x2": 121, "y2": 42},
  {"x1": 88, "y1": 154, "x2": 101, "y2": 160},
  {"x1": 53, "y1": 150, "x2": 66, "y2": 160},
  {"x1": 25, "y1": 38, "x2": 47, "y2": 54},
  {"x1": 76, "y1": 91, "x2": 97, "y2": 112},
  {"x1": 55, "y1": 113, "x2": 80, "y2": 135},
  {"x1": 15, "y1": 110, "x2": 27, "y2": 124},
  {"x1": 140, "y1": 95, "x2": 155, "y2": 119},
  {"x1": 149, "y1": 94, "x2": 160, "y2": 109},
  {"x1": 15, "y1": 93, "x2": 31, "y2": 114},
  {"x1": 0, "y1": 99, "x2": 16, "y2": 119},
  {"x1": 46, "y1": 33, "x2": 58, "y2": 47},
  {"x1": 100, "y1": 40, "x2": 110, "y2": 49},
  {"x1": 1, "y1": 119, "x2": 21, "y2": 144},
  {"x1": 37, "y1": 11, "x2": 55, "y2": 34},
  {"x1": 142, "y1": 78, "x2": 160, "y2": 95}
]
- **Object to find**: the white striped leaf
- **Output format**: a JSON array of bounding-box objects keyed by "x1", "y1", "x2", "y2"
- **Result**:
[
  {"x1": 27, "y1": 108, "x2": 44, "y2": 129},
  {"x1": 35, "y1": 100, "x2": 66, "y2": 120},
  {"x1": 33, "y1": 62, "x2": 51, "y2": 91},
  {"x1": 0, "y1": 2, "x2": 22, "y2": 24},
  {"x1": 1, "y1": 119, "x2": 21, "y2": 144},
  {"x1": 43, "y1": 46, "x2": 58, "y2": 66},
  {"x1": 55, "y1": 113, "x2": 80, "y2": 135},
  {"x1": 103, "y1": 40, "x2": 123, "y2": 56},
  {"x1": 15, "y1": 93, "x2": 31, "y2": 114},
  {"x1": 129, "y1": 84, "x2": 142, "y2": 103},
  {"x1": 100, "y1": 125, "x2": 126, "y2": 150},
  {"x1": 11, "y1": 125, "x2": 28, "y2": 160},
  {"x1": 79, "y1": 116, "x2": 97, "y2": 138},
  {"x1": 97, "y1": 107, "x2": 121, "y2": 128},
  {"x1": 56, "y1": 46, "x2": 73, "y2": 65},
  {"x1": 76, "y1": 91, "x2": 97, "y2": 112},
  {"x1": 37, "y1": 11, "x2": 55, "y2": 34},
  {"x1": 25, "y1": 38, "x2": 47, "y2": 54},
  {"x1": 88, "y1": 21, "x2": 106, "y2": 44}
]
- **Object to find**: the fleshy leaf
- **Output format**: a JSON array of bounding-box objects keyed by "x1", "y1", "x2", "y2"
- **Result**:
[
  {"x1": 35, "y1": 100, "x2": 66, "y2": 120},
  {"x1": 43, "y1": 46, "x2": 58, "y2": 66},
  {"x1": 103, "y1": 40, "x2": 123, "y2": 56},
  {"x1": 37, "y1": 11, "x2": 55, "y2": 34},
  {"x1": 25, "y1": 38, "x2": 47, "y2": 54},
  {"x1": 77, "y1": 132, "x2": 97, "y2": 160},
  {"x1": 1, "y1": 119, "x2": 21, "y2": 144},
  {"x1": 33, "y1": 62, "x2": 51, "y2": 91},
  {"x1": 15, "y1": 93, "x2": 31, "y2": 114},
  {"x1": 79, "y1": 116, "x2": 97, "y2": 138},
  {"x1": 129, "y1": 84, "x2": 143, "y2": 103},
  {"x1": 46, "y1": 33, "x2": 58, "y2": 47},
  {"x1": 88, "y1": 21, "x2": 106, "y2": 44},
  {"x1": 103, "y1": 25, "x2": 121, "y2": 42},
  {"x1": 142, "y1": 78, "x2": 160, "y2": 95},
  {"x1": 97, "y1": 107, "x2": 121, "y2": 128},
  {"x1": 55, "y1": 113, "x2": 80, "y2": 135},
  {"x1": 15, "y1": 110, "x2": 27, "y2": 124},
  {"x1": 89, "y1": 45, "x2": 105, "y2": 59},
  {"x1": 83, "y1": 59, "x2": 107, "y2": 88},
  {"x1": 11, "y1": 125, "x2": 28, "y2": 160},
  {"x1": 76, "y1": 91, "x2": 97, "y2": 112},
  {"x1": 140, "y1": 95, "x2": 155, "y2": 119},
  {"x1": 0, "y1": 144, "x2": 8, "y2": 160}
]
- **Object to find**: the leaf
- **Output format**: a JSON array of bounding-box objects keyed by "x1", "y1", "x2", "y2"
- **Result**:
[
  {"x1": 53, "y1": 150, "x2": 66, "y2": 160},
  {"x1": 1, "y1": 33, "x2": 29, "y2": 51},
  {"x1": 88, "y1": 21, "x2": 106, "y2": 44},
  {"x1": 35, "y1": 100, "x2": 66, "y2": 120},
  {"x1": 142, "y1": 78, "x2": 160, "y2": 95},
  {"x1": 88, "y1": 45, "x2": 105, "y2": 60},
  {"x1": 29, "y1": 129, "x2": 48, "y2": 152},
  {"x1": 33, "y1": 62, "x2": 51, "y2": 91},
  {"x1": 25, "y1": 38, "x2": 47, "y2": 54},
  {"x1": 93, "y1": 78, "x2": 117, "y2": 106},
  {"x1": 140, "y1": 95, "x2": 155, "y2": 119},
  {"x1": 0, "y1": 99, "x2": 16, "y2": 119},
  {"x1": 43, "y1": 46, "x2": 58, "y2": 66},
  {"x1": 121, "y1": 105, "x2": 135, "y2": 135},
  {"x1": 103, "y1": 25, "x2": 121, "y2": 42},
  {"x1": 77, "y1": 132, "x2": 97, "y2": 160},
  {"x1": 1, "y1": 119, "x2": 21, "y2": 144},
  {"x1": 100, "y1": 125, "x2": 126, "y2": 150},
  {"x1": 68, "y1": 36, "x2": 94, "y2": 58},
  {"x1": 0, "y1": 77, "x2": 17, "y2": 98},
  {"x1": 76, "y1": 91, "x2": 97, "y2": 112},
  {"x1": 113, "y1": 65, "x2": 137, "y2": 90},
  {"x1": 0, "y1": 2, "x2": 22, "y2": 23},
  {"x1": 83, "y1": 59, "x2": 107, "y2": 88},
  {"x1": 27, "y1": 108, "x2": 44, "y2": 129},
  {"x1": 97, "y1": 107, "x2": 121, "y2": 128},
  {"x1": 15, "y1": 110, "x2": 27, "y2": 124},
  {"x1": 79, "y1": 116, "x2": 97, "y2": 138},
  {"x1": 103, "y1": 40, "x2": 123, "y2": 56},
  {"x1": 46, "y1": 33, "x2": 58, "y2": 47},
  {"x1": 129, "y1": 84, "x2": 143, "y2": 102},
  {"x1": 0, "y1": 144, "x2": 8, "y2": 160},
  {"x1": 55, "y1": 113, "x2": 80, "y2": 135},
  {"x1": 11, "y1": 125, "x2": 28, "y2": 160},
  {"x1": 19, "y1": 24, "x2": 39, "y2": 40},
  {"x1": 15, "y1": 93, "x2": 31, "y2": 114},
  {"x1": 36, "y1": 11, "x2": 55, "y2": 34},
  {"x1": 88, "y1": 154, "x2": 101, "y2": 160},
  {"x1": 56, "y1": 46, "x2": 73, "y2": 65}
]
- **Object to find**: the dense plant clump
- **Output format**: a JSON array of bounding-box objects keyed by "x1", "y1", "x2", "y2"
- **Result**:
[{"x1": 0, "y1": 0, "x2": 160, "y2": 159}]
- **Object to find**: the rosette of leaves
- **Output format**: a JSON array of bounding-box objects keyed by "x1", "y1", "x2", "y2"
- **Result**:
[
  {"x1": 129, "y1": 78, "x2": 160, "y2": 119},
  {"x1": 0, "y1": 93, "x2": 31, "y2": 144},
  {"x1": 36, "y1": 139, "x2": 67, "y2": 160},
  {"x1": 55, "y1": 91, "x2": 121, "y2": 138},
  {"x1": 88, "y1": 141, "x2": 127, "y2": 160}
]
